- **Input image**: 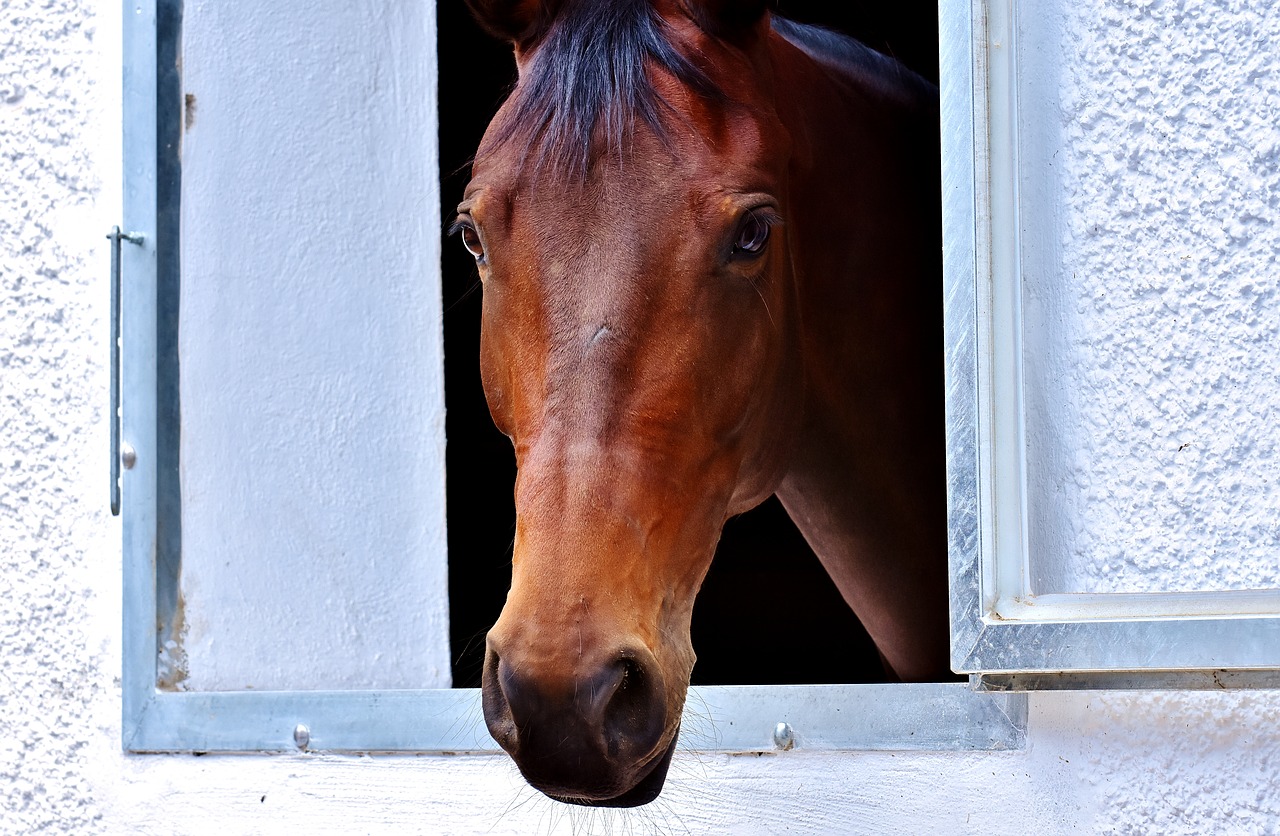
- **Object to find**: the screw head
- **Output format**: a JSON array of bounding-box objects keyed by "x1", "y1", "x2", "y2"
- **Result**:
[
  {"x1": 293, "y1": 723, "x2": 310, "y2": 750},
  {"x1": 120, "y1": 442, "x2": 137, "y2": 470},
  {"x1": 773, "y1": 722, "x2": 795, "y2": 751}
]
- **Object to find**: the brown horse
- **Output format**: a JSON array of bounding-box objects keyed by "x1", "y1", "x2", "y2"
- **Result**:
[{"x1": 453, "y1": 0, "x2": 946, "y2": 807}]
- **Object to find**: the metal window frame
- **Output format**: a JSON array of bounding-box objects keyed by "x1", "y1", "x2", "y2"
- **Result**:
[
  {"x1": 119, "y1": 0, "x2": 1025, "y2": 755},
  {"x1": 943, "y1": 0, "x2": 1280, "y2": 687}
]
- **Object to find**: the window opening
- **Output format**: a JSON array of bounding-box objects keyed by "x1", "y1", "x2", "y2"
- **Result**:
[
  {"x1": 437, "y1": 0, "x2": 954, "y2": 689},
  {"x1": 119, "y1": 0, "x2": 1027, "y2": 755}
]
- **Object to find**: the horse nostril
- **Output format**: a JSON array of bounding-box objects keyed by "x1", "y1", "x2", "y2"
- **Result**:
[
  {"x1": 599, "y1": 654, "x2": 666, "y2": 761},
  {"x1": 480, "y1": 647, "x2": 519, "y2": 752},
  {"x1": 482, "y1": 641, "x2": 669, "y2": 780}
]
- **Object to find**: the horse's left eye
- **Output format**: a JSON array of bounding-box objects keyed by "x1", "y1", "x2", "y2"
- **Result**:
[{"x1": 733, "y1": 213, "x2": 770, "y2": 256}]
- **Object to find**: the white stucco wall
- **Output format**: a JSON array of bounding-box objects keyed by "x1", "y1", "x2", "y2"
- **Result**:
[
  {"x1": 3, "y1": 1, "x2": 1279, "y2": 833},
  {"x1": 1023, "y1": 0, "x2": 1280, "y2": 596}
]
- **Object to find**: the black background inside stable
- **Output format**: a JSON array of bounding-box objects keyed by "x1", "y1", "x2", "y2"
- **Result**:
[{"x1": 438, "y1": 2, "x2": 940, "y2": 688}]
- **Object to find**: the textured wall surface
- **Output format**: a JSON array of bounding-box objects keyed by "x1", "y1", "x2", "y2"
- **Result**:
[
  {"x1": 1024, "y1": 0, "x2": 1280, "y2": 594},
  {"x1": 0, "y1": 0, "x2": 113, "y2": 830},
  {"x1": 3, "y1": 0, "x2": 1280, "y2": 833}
]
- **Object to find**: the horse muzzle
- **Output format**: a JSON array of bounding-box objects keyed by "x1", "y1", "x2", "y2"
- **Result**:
[{"x1": 480, "y1": 640, "x2": 678, "y2": 806}]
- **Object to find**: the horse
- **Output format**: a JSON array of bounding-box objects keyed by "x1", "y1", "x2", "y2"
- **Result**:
[{"x1": 453, "y1": 0, "x2": 947, "y2": 807}]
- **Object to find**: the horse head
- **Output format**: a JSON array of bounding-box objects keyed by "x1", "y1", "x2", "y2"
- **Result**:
[
  {"x1": 455, "y1": 0, "x2": 947, "y2": 807},
  {"x1": 456, "y1": 0, "x2": 802, "y2": 806}
]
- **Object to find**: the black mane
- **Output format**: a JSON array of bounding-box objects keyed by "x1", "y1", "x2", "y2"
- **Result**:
[
  {"x1": 489, "y1": 2, "x2": 933, "y2": 176},
  {"x1": 491, "y1": 0, "x2": 721, "y2": 176},
  {"x1": 770, "y1": 17, "x2": 937, "y2": 107}
]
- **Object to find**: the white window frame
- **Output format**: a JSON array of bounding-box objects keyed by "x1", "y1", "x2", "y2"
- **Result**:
[
  {"x1": 116, "y1": 0, "x2": 1091, "y2": 756},
  {"x1": 944, "y1": 0, "x2": 1280, "y2": 690}
]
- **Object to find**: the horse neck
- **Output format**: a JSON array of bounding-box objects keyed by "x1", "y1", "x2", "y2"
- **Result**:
[
  {"x1": 774, "y1": 35, "x2": 941, "y2": 446},
  {"x1": 768, "y1": 34, "x2": 951, "y2": 681}
]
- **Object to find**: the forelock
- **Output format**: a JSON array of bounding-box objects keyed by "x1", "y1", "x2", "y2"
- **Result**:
[{"x1": 489, "y1": 0, "x2": 724, "y2": 178}]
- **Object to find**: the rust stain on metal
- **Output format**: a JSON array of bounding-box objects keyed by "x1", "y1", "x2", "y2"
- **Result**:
[{"x1": 156, "y1": 590, "x2": 190, "y2": 692}]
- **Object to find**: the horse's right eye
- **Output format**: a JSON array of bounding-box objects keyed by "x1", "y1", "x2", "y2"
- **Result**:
[
  {"x1": 449, "y1": 217, "x2": 486, "y2": 262},
  {"x1": 459, "y1": 224, "x2": 485, "y2": 261}
]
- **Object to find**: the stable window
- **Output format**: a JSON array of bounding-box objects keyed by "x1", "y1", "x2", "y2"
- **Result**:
[
  {"x1": 117, "y1": 0, "x2": 1278, "y2": 757},
  {"x1": 437, "y1": 1, "x2": 947, "y2": 692},
  {"x1": 945, "y1": 0, "x2": 1280, "y2": 687}
]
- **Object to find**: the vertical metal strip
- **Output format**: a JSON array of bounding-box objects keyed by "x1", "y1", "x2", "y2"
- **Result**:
[
  {"x1": 109, "y1": 226, "x2": 143, "y2": 517},
  {"x1": 153, "y1": 0, "x2": 185, "y2": 686},
  {"x1": 121, "y1": 0, "x2": 161, "y2": 747},
  {"x1": 109, "y1": 228, "x2": 123, "y2": 516},
  {"x1": 941, "y1": 0, "x2": 987, "y2": 667}
]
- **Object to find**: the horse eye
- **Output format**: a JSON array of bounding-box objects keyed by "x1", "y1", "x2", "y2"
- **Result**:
[
  {"x1": 449, "y1": 217, "x2": 486, "y2": 262},
  {"x1": 460, "y1": 225, "x2": 485, "y2": 260},
  {"x1": 733, "y1": 213, "x2": 770, "y2": 256}
]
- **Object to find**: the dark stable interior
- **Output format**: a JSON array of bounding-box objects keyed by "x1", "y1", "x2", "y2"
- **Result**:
[{"x1": 438, "y1": 2, "x2": 942, "y2": 688}]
